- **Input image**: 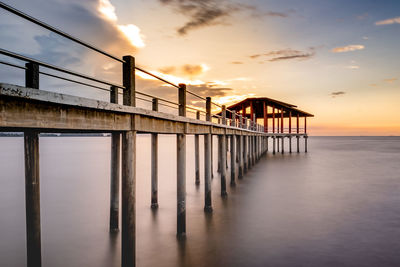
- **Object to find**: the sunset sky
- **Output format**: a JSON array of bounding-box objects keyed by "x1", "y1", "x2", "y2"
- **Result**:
[{"x1": 0, "y1": 0, "x2": 399, "y2": 135}]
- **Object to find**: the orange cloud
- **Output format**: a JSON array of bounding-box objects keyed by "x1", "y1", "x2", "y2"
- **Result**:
[
  {"x1": 332, "y1": 45, "x2": 364, "y2": 53},
  {"x1": 375, "y1": 17, "x2": 400, "y2": 25}
]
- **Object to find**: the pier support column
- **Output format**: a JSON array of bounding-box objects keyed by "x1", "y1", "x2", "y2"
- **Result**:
[
  {"x1": 195, "y1": 111, "x2": 200, "y2": 185},
  {"x1": 230, "y1": 112, "x2": 236, "y2": 186},
  {"x1": 238, "y1": 134, "x2": 243, "y2": 179},
  {"x1": 273, "y1": 137, "x2": 276, "y2": 154},
  {"x1": 217, "y1": 135, "x2": 222, "y2": 173},
  {"x1": 25, "y1": 131, "x2": 42, "y2": 267},
  {"x1": 304, "y1": 136, "x2": 308, "y2": 153},
  {"x1": 220, "y1": 105, "x2": 227, "y2": 196},
  {"x1": 289, "y1": 137, "x2": 292, "y2": 153},
  {"x1": 151, "y1": 98, "x2": 159, "y2": 208},
  {"x1": 243, "y1": 134, "x2": 248, "y2": 173},
  {"x1": 24, "y1": 62, "x2": 42, "y2": 267},
  {"x1": 110, "y1": 86, "x2": 121, "y2": 230},
  {"x1": 204, "y1": 97, "x2": 213, "y2": 212},
  {"x1": 297, "y1": 136, "x2": 300, "y2": 153},
  {"x1": 281, "y1": 136, "x2": 284, "y2": 154},
  {"x1": 211, "y1": 135, "x2": 214, "y2": 178},
  {"x1": 121, "y1": 130, "x2": 136, "y2": 267},
  {"x1": 177, "y1": 84, "x2": 187, "y2": 235}
]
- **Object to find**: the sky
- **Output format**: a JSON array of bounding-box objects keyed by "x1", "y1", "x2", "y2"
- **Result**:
[{"x1": 0, "y1": 0, "x2": 400, "y2": 135}]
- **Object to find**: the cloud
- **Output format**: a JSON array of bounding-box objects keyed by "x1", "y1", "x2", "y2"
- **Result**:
[
  {"x1": 330, "y1": 91, "x2": 346, "y2": 98},
  {"x1": 375, "y1": 17, "x2": 400, "y2": 25},
  {"x1": 384, "y1": 78, "x2": 397, "y2": 83},
  {"x1": 231, "y1": 61, "x2": 243, "y2": 64},
  {"x1": 331, "y1": 45, "x2": 364, "y2": 53},
  {"x1": 345, "y1": 65, "x2": 359, "y2": 69},
  {"x1": 158, "y1": 66, "x2": 176, "y2": 74},
  {"x1": 156, "y1": 64, "x2": 209, "y2": 78},
  {"x1": 158, "y1": 0, "x2": 288, "y2": 35},
  {"x1": 266, "y1": 48, "x2": 315, "y2": 61},
  {"x1": 98, "y1": 0, "x2": 145, "y2": 48},
  {"x1": 249, "y1": 54, "x2": 261, "y2": 59}
]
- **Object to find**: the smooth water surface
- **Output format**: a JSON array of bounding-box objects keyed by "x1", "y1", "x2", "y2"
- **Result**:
[{"x1": 1, "y1": 136, "x2": 399, "y2": 267}]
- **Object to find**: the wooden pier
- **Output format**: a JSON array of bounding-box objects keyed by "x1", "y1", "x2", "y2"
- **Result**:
[{"x1": 0, "y1": 2, "x2": 313, "y2": 267}]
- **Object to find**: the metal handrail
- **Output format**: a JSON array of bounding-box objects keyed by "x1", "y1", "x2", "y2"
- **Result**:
[
  {"x1": 0, "y1": 1, "x2": 124, "y2": 63},
  {"x1": 0, "y1": 48, "x2": 124, "y2": 89}
]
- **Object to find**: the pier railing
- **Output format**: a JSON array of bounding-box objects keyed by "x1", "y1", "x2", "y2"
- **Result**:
[{"x1": 0, "y1": 1, "x2": 267, "y2": 134}]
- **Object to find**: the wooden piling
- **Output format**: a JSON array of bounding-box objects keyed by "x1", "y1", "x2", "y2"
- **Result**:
[
  {"x1": 305, "y1": 136, "x2": 308, "y2": 153},
  {"x1": 177, "y1": 84, "x2": 186, "y2": 235},
  {"x1": 24, "y1": 62, "x2": 42, "y2": 267},
  {"x1": 281, "y1": 136, "x2": 284, "y2": 154},
  {"x1": 238, "y1": 114, "x2": 244, "y2": 179},
  {"x1": 204, "y1": 97, "x2": 212, "y2": 212},
  {"x1": 230, "y1": 112, "x2": 236, "y2": 186},
  {"x1": 273, "y1": 136, "x2": 276, "y2": 154},
  {"x1": 220, "y1": 105, "x2": 227, "y2": 196},
  {"x1": 297, "y1": 136, "x2": 300, "y2": 153},
  {"x1": 121, "y1": 130, "x2": 136, "y2": 267},
  {"x1": 195, "y1": 111, "x2": 200, "y2": 185},
  {"x1": 151, "y1": 98, "x2": 159, "y2": 208},
  {"x1": 110, "y1": 86, "x2": 121, "y2": 230}
]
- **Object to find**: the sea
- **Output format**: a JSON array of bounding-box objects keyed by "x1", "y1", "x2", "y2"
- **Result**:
[{"x1": 1, "y1": 136, "x2": 399, "y2": 267}]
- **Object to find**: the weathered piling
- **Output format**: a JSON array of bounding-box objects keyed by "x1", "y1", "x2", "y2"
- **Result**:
[
  {"x1": 305, "y1": 136, "x2": 308, "y2": 153},
  {"x1": 110, "y1": 86, "x2": 121, "y2": 230},
  {"x1": 230, "y1": 111, "x2": 236, "y2": 186},
  {"x1": 217, "y1": 135, "x2": 222, "y2": 173},
  {"x1": 151, "y1": 98, "x2": 159, "y2": 208},
  {"x1": 204, "y1": 97, "x2": 212, "y2": 212},
  {"x1": 121, "y1": 131, "x2": 136, "y2": 267},
  {"x1": 238, "y1": 114, "x2": 244, "y2": 179},
  {"x1": 297, "y1": 136, "x2": 300, "y2": 153},
  {"x1": 273, "y1": 136, "x2": 276, "y2": 154},
  {"x1": 243, "y1": 118, "x2": 248, "y2": 173},
  {"x1": 24, "y1": 62, "x2": 42, "y2": 267},
  {"x1": 121, "y1": 55, "x2": 136, "y2": 267},
  {"x1": 195, "y1": 111, "x2": 200, "y2": 185},
  {"x1": 177, "y1": 84, "x2": 187, "y2": 235},
  {"x1": 220, "y1": 105, "x2": 227, "y2": 196},
  {"x1": 281, "y1": 136, "x2": 284, "y2": 154}
]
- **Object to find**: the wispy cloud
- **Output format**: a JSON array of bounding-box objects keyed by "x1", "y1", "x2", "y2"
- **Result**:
[
  {"x1": 331, "y1": 45, "x2": 364, "y2": 53},
  {"x1": 249, "y1": 48, "x2": 316, "y2": 62},
  {"x1": 375, "y1": 17, "x2": 400, "y2": 25},
  {"x1": 330, "y1": 91, "x2": 346, "y2": 98},
  {"x1": 158, "y1": 0, "x2": 288, "y2": 35},
  {"x1": 384, "y1": 78, "x2": 398, "y2": 83},
  {"x1": 157, "y1": 64, "x2": 209, "y2": 77},
  {"x1": 345, "y1": 65, "x2": 359, "y2": 69},
  {"x1": 266, "y1": 48, "x2": 315, "y2": 61},
  {"x1": 231, "y1": 61, "x2": 243, "y2": 64}
]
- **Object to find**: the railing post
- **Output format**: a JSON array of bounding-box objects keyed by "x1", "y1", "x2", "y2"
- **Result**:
[
  {"x1": 204, "y1": 97, "x2": 212, "y2": 212},
  {"x1": 110, "y1": 86, "x2": 121, "y2": 231},
  {"x1": 151, "y1": 98, "x2": 159, "y2": 208},
  {"x1": 238, "y1": 114, "x2": 243, "y2": 179},
  {"x1": 177, "y1": 83, "x2": 186, "y2": 235},
  {"x1": 230, "y1": 111, "x2": 236, "y2": 186},
  {"x1": 24, "y1": 62, "x2": 42, "y2": 267},
  {"x1": 195, "y1": 111, "x2": 200, "y2": 185},
  {"x1": 220, "y1": 105, "x2": 227, "y2": 196},
  {"x1": 123, "y1": 55, "x2": 135, "y2": 106}
]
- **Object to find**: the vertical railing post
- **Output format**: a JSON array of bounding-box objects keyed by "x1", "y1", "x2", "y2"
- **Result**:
[
  {"x1": 110, "y1": 86, "x2": 121, "y2": 231},
  {"x1": 151, "y1": 98, "x2": 159, "y2": 208},
  {"x1": 123, "y1": 56, "x2": 135, "y2": 106},
  {"x1": 194, "y1": 111, "x2": 201, "y2": 185},
  {"x1": 24, "y1": 62, "x2": 42, "y2": 267},
  {"x1": 177, "y1": 84, "x2": 187, "y2": 235},
  {"x1": 238, "y1": 114, "x2": 243, "y2": 179},
  {"x1": 204, "y1": 97, "x2": 213, "y2": 212},
  {"x1": 230, "y1": 111, "x2": 236, "y2": 186},
  {"x1": 220, "y1": 105, "x2": 227, "y2": 196}
]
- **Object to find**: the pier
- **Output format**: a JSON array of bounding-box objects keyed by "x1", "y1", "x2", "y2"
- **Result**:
[{"x1": 0, "y1": 2, "x2": 313, "y2": 267}]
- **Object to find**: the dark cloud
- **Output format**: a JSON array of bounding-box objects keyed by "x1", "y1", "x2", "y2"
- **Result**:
[
  {"x1": 266, "y1": 48, "x2": 315, "y2": 61},
  {"x1": 248, "y1": 48, "x2": 316, "y2": 62},
  {"x1": 158, "y1": 0, "x2": 288, "y2": 35},
  {"x1": 330, "y1": 91, "x2": 346, "y2": 97}
]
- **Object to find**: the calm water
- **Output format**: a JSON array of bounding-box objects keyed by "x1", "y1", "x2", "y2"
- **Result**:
[{"x1": 1, "y1": 136, "x2": 400, "y2": 267}]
